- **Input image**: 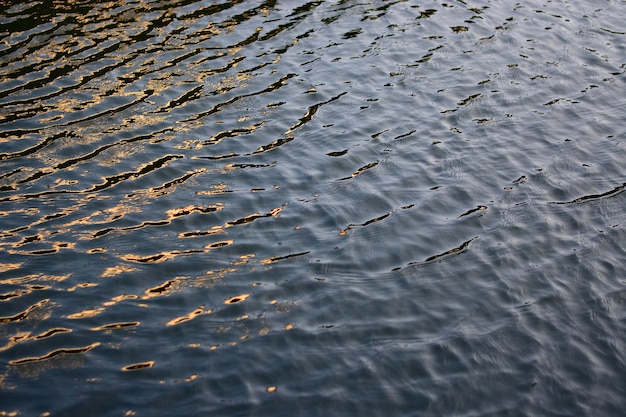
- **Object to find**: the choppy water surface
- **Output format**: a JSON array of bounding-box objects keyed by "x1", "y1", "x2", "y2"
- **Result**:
[{"x1": 1, "y1": 0, "x2": 626, "y2": 415}]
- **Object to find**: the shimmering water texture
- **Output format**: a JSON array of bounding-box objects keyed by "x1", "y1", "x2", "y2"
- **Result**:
[{"x1": 1, "y1": 0, "x2": 626, "y2": 416}]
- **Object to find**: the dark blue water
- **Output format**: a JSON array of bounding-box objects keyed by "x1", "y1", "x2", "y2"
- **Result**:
[{"x1": 1, "y1": 0, "x2": 626, "y2": 415}]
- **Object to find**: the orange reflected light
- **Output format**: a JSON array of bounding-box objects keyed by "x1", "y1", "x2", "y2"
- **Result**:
[{"x1": 224, "y1": 294, "x2": 250, "y2": 304}]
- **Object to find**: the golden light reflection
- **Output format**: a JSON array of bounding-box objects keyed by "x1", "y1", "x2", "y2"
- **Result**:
[
  {"x1": 165, "y1": 203, "x2": 224, "y2": 218},
  {"x1": 195, "y1": 268, "x2": 237, "y2": 286},
  {"x1": 260, "y1": 251, "x2": 309, "y2": 265},
  {"x1": 35, "y1": 328, "x2": 72, "y2": 339},
  {"x1": 53, "y1": 178, "x2": 78, "y2": 187},
  {"x1": 0, "y1": 263, "x2": 23, "y2": 272},
  {"x1": 0, "y1": 332, "x2": 30, "y2": 352},
  {"x1": 66, "y1": 282, "x2": 98, "y2": 292},
  {"x1": 176, "y1": 123, "x2": 262, "y2": 150},
  {"x1": 224, "y1": 293, "x2": 250, "y2": 304},
  {"x1": 204, "y1": 240, "x2": 233, "y2": 249},
  {"x1": 66, "y1": 308, "x2": 105, "y2": 319},
  {"x1": 196, "y1": 183, "x2": 229, "y2": 195},
  {"x1": 122, "y1": 249, "x2": 202, "y2": 263},
  {"x1": 120, "y1": 114, "x2": 168, "y2": 131},
  {"x1": 122, "y1": 361, "x2": 154, "y2": 371},
  {"x1": 101, "y1": 265, "x2": 137, "y2": 278},
  {"x1": 66, "y1": 292, "x2": 140, "y2": 320},
  {"x1": 178, "y1": 225, "x2": 225, "y2": 237},
  {"x1": 66, "y1": 204, "x2": 140, "y2": 228},
  {"x1": 0, "y1": 299, "x2": 51, "y2": 323},
  {"x1": 55, "y1": 98, "x2": 85, "y2": 113},
  {"x1": 123, "y1": 234, "x2": 235, "y2": 262},
  {"x1": 139, "y1": 168, "x2": 207, "y2": 198},
  {"x1": 92, "y1": 322, "x2": 140, "y2": 331},
  {"x1": 260, "y1": 258, "x2": 275, "y2": 265},
  {"x1": 0, "y1": 207, "x2": 38, "y2": 220},
  {"x1": 8, "y1": 241, "x2": 76, "y2": 256},
  {"x1": 0, "y1": 288, "x2": 30, "y2": 301},
  {"x1": 0, "y1": 274, "x2": 71, "y2": 285},
  {"x1": 166, "y1": 306, "x2": 209, "y2": 326},
  {"x1": 9, "y1": 342, "x2": 100, "y2": 365},
  {"x1": 13, "y1": 233, "x2": 44, "y2": 248},
  {"x1": 227, "y1": 45, "x2": 242, "y2": 54},
  {"x1": 214, "y1": 69, "x2": 252, "y2": 94},
  {"x1": 103, "y1": 294, "x2": 139, "y2": 306},
  {"x1": 180, "y1": 205, "x2": 283, "y2": 238},
  {"x1": 268, "y1": 207, "x2": 282, "y2": 217},
  {"x1": 144, "y1": 278, "x2": 181, "y2": 298},
  {"x1": 230, "y1": 254, "x2": 255, "y2": 265}
]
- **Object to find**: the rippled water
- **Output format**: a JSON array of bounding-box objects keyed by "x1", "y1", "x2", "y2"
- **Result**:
[{"x1": 1, "y1": 0, "x2": 626, "y2": 415}]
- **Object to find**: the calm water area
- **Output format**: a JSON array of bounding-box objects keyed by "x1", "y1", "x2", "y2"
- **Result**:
[{"x1": 1, "y1": 0, "x2": 626, "y2": 415}]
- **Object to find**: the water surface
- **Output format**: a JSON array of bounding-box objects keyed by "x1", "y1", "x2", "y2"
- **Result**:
[{"x1": 1, "y1": 0, "x2": 626, "y2": 416}]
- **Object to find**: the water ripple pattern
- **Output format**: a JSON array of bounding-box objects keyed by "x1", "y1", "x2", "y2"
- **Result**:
[{"x1": 1, "y1": 0, "x2": 626, "y2": 416}]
